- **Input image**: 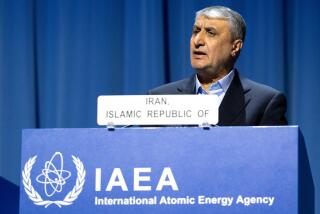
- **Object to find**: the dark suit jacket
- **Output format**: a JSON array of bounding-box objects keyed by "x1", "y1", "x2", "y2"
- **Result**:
[{"x1": 148, "y1": 71, "x2": 288, "y2": 126}]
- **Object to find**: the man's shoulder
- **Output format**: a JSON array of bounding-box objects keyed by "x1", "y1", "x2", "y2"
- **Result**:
[
  {"x1": 241, "y1": 77, "x2": 283, "y2": 97},
  {"x1": 148, "y1": 76, "x2": 195, "y2": 95}
]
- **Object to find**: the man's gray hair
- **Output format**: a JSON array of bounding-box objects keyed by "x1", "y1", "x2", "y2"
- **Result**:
[{"x1": 196, "y1": 6, "x2": 246, "y2": 42}]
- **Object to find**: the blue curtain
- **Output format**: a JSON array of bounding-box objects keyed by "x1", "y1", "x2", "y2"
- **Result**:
[{"x1": 1, "y1": 0, "x2": 319, "y2": 212}]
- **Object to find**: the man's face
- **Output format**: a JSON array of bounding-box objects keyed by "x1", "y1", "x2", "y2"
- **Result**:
[{"x1": 190, "y1": 16, "x2": 235, "y2": 76}]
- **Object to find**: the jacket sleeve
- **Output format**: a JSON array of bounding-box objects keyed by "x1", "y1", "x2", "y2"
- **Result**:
[{"x1": 259, "y1": 92, "x2": 288, "y2": 125}]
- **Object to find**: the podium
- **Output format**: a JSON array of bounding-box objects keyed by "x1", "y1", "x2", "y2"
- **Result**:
[
  {"x1": 20, "y1": 126, "x2": 313, "y2": 213},
  {"x1": 0, "y1": 176, "x2": 19, "y2": 213}
]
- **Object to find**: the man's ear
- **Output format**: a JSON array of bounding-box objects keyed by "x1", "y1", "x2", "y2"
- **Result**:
[{"x1": 231, "y1": 39, "x2": 243, "y2": 56}]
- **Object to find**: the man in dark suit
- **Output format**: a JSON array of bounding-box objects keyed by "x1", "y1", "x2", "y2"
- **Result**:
[{"x1": 148, "y1": 6, "x2": 287, "y2": 126}]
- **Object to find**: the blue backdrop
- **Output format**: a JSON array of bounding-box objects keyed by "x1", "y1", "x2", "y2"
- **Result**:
[{"x1": 0, "y1": 0, "x2": 319, "y2": 213}]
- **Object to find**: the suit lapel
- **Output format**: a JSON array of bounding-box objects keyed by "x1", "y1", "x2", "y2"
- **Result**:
[{"x1": 218, "y1": 71, "x2": 250, "y2": 126}]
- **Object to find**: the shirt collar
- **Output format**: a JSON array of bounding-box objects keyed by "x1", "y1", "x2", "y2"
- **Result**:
[{"x1": 196, "y1": 69, "x2": 235, "y2": 94}]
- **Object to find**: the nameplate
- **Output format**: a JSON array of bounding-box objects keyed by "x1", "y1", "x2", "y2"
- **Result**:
[{"x1": 97, "y1": 95, "x2": 218, "y2": 126}]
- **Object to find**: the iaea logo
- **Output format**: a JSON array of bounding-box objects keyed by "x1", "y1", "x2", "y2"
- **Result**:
[{"x1": 22, "y1": 152, "x2": 86, "y2": 208}]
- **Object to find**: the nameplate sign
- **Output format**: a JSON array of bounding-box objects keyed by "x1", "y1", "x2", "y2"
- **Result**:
[{"x1": 97, "y1": 95, "x2": 218, "y2": 126}]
